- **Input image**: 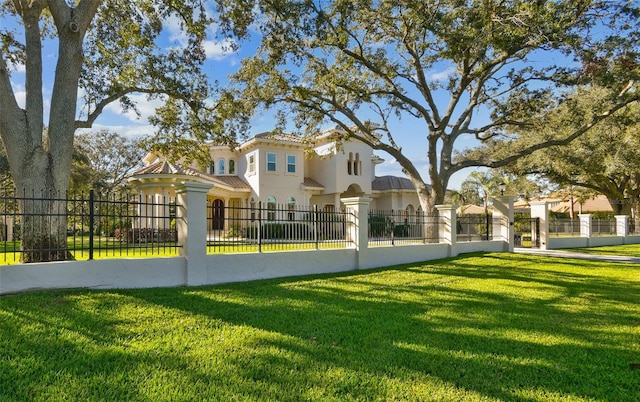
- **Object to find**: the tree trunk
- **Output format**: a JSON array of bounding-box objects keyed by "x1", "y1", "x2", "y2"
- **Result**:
[{"x1": 13, "y1": 149, "x2": 73, "y2": 262}]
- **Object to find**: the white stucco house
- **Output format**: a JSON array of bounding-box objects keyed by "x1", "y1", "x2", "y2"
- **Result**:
[{"x1": 128, "y1": 127, "x2": 422, "y2": 230}]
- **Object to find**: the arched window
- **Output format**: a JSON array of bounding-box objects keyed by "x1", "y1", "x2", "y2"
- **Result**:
[
  {"x1": 208, "y1": 161, "x2": 215, "y2": 175},
  {"x1": 218, "y1": 159, "x2": 225, "y2": 175},
  {"x1": 347, "y1": 152, "x2": 353, "y2": 175},
  {"x1": 354, "y1": 153, "x2": 361, "y2": 176},
  {"x1": 267, "y1": 196, "x2": 277, "y2": 221},
  {"x1": 287, "y1": 197, "x2": 296, "y2": 221},
  {"x1": 229, "y1": 159, "x2": 236, "y2": 174}
]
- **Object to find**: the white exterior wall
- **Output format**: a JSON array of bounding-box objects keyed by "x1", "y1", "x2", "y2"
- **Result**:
[
  {"x1": 338, "y1": 141, "x2": 374, "y2": 194},
  {"x1": 241, "y1": 148, "x2": 261, "y2": 197},
  {"x1": 255, "y1": 145, "x2": 306, "y2": 204}
]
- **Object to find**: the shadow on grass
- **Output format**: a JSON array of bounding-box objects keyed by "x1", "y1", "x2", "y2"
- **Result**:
[{"x1": 2, "y1": 252, "x2": 640, "y2": 401}]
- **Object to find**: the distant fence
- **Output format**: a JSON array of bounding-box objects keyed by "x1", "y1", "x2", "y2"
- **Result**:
[
  {"x1": 207, "y1": 201, "x2": 352, "y2": 253},
  {"x1": 0, "y1": 188, "x2": 179, "y2": 264},
  {"x1": 549, "y1": 218, "x2": 617, "y2": 237}
]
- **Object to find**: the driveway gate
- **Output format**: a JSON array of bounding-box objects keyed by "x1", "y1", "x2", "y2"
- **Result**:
[{"x1": 514, "y1": 217, "x2": 540, "y2": 248}]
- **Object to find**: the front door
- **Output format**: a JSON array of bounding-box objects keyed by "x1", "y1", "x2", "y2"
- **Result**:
[{"x1": 212, "y1": 199, "x2": 225, "y2": 230}]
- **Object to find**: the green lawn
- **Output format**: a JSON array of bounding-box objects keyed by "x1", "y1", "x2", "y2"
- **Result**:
[
  {"x1": 1, "y1": 252, "x2": 639, "y2": 401},
  {"x1": 563, "y1": 243, "x2": 640, "y2": 258}
]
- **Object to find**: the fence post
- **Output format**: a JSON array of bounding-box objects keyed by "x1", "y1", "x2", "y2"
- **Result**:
[
  {"x1": 88, "y1": 190, "x2": 95, "y2": 260},
  {"x1": 314, "y1": 205, "x2": 319, "y2": 250},
  {"x1": 435, "y1": 204, "x2": 457, "y2": 257},
  {"x1": 615, "y1": 215, "x2": 628, "y2": 238},
  {"x1": 530, "y1": 201, "x2": 549, "y2": 250},
  {"x1": 341, "y1": 197, "x2": 371, "y2": 269},
  {"x1": 175, "y1": 181, "x2": 213, "y2": 286},
  {"x1": 579, "y1": 214, "x2": 592, "y2": 239},
  {"x1": 492, "y1": 196, "x2": 515, "y2": 252}
]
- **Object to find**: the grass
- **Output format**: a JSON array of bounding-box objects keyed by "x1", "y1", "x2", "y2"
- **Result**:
[
  {"x1": 1, "y1": 252, "x2": 640, "y2": 401},
  {"x1": 562, "y1": 243, "x2": 640, "y2": 258}
]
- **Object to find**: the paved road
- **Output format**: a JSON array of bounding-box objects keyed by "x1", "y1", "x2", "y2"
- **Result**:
[{"x1": 514, "y1": 248, "x2": 640, "y2": 264}]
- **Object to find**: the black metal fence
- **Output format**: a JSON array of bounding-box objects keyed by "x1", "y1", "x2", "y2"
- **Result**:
[
  {"x1": 368, "y1": 209, "x2": 444, "y2": 246},
  {"x1": 207, "y1": 201, "x2": 352, "y2": 253},
  {"x1": 456, "y1": 214, "x2": 499, "y2": 242},
  {"x1": 549, "y1": 218, "x2": 617, "y2": 237},
  {"x1": 549, "y1": 218, "x2": 581, "y2": 237},
  {"x1": 0, "y1": 188, "x2": 179, "y2": 264}
]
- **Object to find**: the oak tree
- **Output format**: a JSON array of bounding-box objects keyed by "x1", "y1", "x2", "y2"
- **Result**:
[
  {"x1": 0, "y1": 1, "x2": 229, "y2": 261},
  {"x1": 220, "y1": 0, "x2": 640, "y2": 214}
]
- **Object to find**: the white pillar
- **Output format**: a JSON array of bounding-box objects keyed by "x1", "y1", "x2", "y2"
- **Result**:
[
  {"x1": 435, "y1": 204, "x2": 457, "y2": 257},
  {"x1": 341, "y1": 197, "x2": 371, "y2": 269},
  {"x1": 615, "y1": 215, "x2": 628, "y2": 237},
  {"x1": 530, "y1": 201, "x2": 549, "y2": 250},
  {"x1": 579, "y1": 214, "x2": 592, "y2": 238},
  {"x1": 491, "y1": 196, "x2": 515, "y2": 252},
  {"x1": 175, "y1": 182, "x2": 213, "y2": 286}
]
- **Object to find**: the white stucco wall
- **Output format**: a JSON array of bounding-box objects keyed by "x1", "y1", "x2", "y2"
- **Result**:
[{"x1": 0, "y1": 257, "x2": 187, "y2": 295}]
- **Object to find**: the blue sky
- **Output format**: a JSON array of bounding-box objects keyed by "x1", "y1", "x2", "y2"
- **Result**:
[{"x1": 4, "y1": 7, "x2": 494, "y2": 190}]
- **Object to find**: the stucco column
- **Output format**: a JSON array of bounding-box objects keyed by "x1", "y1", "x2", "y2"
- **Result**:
[
  {"x1": 435, "y1": 204, "x2": 457, "y2": 257},
  {"x1": 175, "y1": 181, "x2": 213, "y2": 286},
  {"x1": 492, "y1": 196, "x2": 515, "y2": 252},
  {"x1": 615, "y1": 215, "x2": 628, "y2": 237},
  {"x1": 579, "y1": 214, "x2": 592, "y2": 238},
  {"x1": 341, "y1": 197, "x2": 372, "y2": 269},
  {"x1": 529, "y1": 201, "x2": 549, "y2": 250}
]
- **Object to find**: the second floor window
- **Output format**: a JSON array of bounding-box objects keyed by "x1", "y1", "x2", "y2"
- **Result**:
[
  {"x1": 267, "y1": 153, "x2": 277, "y2": 172},
  {"x1": 229, "y1": 159, "x2": 236, "y2": 174},
  {"x1": 248, "y1": 154, "x2": 255, "y2": 174},
  {"x1": 218, "y1": 159, "x2": 225, "y2": 175},
  {"x1": 286, "y1": 155, "x2": 296, "y2": 173}
]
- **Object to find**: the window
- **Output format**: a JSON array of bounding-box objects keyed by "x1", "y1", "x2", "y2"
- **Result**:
[
  {"x1": 287, "y1": 197, "x2": 296, "y2": 221},
  {"x1": 354, "y1": 153, "x2": 360, "y2": 176},
  {"x1": 209, "y1": 161, "x2": 215, "y2": 175},
  {"x1": 250, "y1": 198, "x2": 256, "y2": 222},
  {"x1": 218, "y1": 159, "x2": 225, "y2": 175},
  {"x1": 347, "y1": 152, "x2": 353, "y2": 175},
  {"x1": 248, "y1": 154, "x2": 255, "y2": 174},
  {"x1": 229, "y1": 159, "x2": 236, "y2": 174},
  {"x1": 267, "y1": 153, "x2": 277, "y2": 172},
  {"x1": 267, "y1": 196, "x2": 276, "y2": 221},
  {"x1": 286, "y1": 154, "x2": 296, "y2": 174}
]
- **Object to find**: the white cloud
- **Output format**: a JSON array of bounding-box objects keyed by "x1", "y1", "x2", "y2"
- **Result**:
[
  {"x1": 104, "y1": 93, "x2": 166, "y2": 123},
  {"x1": 14, "y1": 90, "x2": 26, "y2": 108},
  {"x1": 77, "y1": 123, "x2": 155, "y2": 140},
  {"x1": 429, "y1": 67, "x2": 455, "y2": 81},
  {"x1": 203, "y1": 38, "x2": 236, "y2": 60}
]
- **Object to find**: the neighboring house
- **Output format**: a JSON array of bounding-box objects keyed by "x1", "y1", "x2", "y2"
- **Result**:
[{"x1": 128, "y1": 127, "x2": 422, "y2": 230}]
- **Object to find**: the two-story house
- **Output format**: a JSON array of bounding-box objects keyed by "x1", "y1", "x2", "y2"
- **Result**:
[{"x1": 128, "y1": 127, "x2": 421, "y2": 230}]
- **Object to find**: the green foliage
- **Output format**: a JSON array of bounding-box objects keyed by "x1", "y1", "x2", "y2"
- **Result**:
[
  {"x1": 2, "y1": 253, "x2": 640, "y2": 400},
  {"x1": 72, "y1": 130, "x2": 145, "y2": 194},
  {"x1": 497, "y1": 88, "x2": 640, "y2": 215},
  {"x1": 368, "y1": 214, "x2": 393, "y2": 237},
  {"x1": 220, "y1": 0, "x2": 640, "y2": 211},
  {"x1": 246, "y1": 223, "x2": 312, "y2": 239}
]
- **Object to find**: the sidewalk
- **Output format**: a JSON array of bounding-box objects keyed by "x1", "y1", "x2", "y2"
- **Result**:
[{"x1": 514, "y1": 248, "x2": 640, "y2": 264}]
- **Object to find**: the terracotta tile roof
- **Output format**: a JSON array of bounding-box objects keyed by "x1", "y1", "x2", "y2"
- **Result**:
[
  {"x1": 372, "y1": 175, "x2": 415, "y2": 191},
  {"x1": 129, "y1": 161, "x2": 251, "y2": 191},
  {"x1": 129, "y1": 161, "x2": 198, "y2": 177},
  {"x1": 197, "y1": 173, "x2": 252, "y2": 190},
  {"x1": 253, "y1": 132, "x2": 306, "y2": 144},
  {"x1": 302, "y1": 177, "x2": 324, "y2": 189}
]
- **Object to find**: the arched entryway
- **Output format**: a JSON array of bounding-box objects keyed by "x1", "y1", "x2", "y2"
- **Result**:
[
  {"x1": 340, "y1": 183, "x2": 364, "y2": 198},
  {"x1": 211, "y1": 199, "x2": 225, "y2": 230}
]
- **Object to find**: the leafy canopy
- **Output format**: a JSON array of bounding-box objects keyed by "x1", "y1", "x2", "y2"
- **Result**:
[{"x1": 218, "y1": 0, "x2": 640, "y2": 210}]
